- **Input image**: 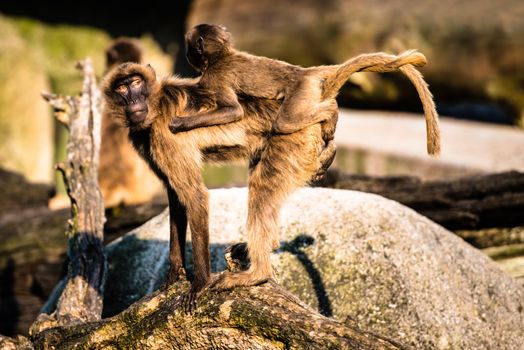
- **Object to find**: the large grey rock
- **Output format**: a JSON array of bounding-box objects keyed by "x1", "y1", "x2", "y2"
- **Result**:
[{"x1": 102, "y1": 188, "x2": 523, "y2": 350}]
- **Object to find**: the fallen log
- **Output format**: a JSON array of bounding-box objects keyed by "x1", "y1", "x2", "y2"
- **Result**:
[
  {"x1": 315, "y1": 169, "x2": 524, "y2": 230},
  {"x1": 0, "y1": 168, "x2": 53, "y2": 221},
  {"x1": 31, "y1": 277, "x2": 406, "y2": 349}
]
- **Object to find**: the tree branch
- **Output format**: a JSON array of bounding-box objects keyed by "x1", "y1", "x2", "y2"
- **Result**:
[
  {"x1": 30, "y1": 58, "x2": 106, "y2": 335},
  {"x1": 32, "y1": 279, "x2": 407, "y2": 349}
]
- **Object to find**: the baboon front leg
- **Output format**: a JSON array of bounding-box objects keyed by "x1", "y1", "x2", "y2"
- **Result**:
[
  {"x1": 166, "y1": 188, "x2": 188, "y2": 285},
  {"x1": 155, "y1": 142, "x2": 211, "y2": 311},
  {"x1": 180, "y1": 185, "x2": 211, "y2": 312}
]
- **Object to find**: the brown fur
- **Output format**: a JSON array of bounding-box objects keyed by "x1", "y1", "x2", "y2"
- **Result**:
[
  {"x1": 99, "y1": 39, "x2": 162, "y2": 207},
  {"x1": 102, "y1": 63, "x2": 333, "y2": 300},
  {"x1": 176, "y1": 24, "x2": 440, "y2": 156}
]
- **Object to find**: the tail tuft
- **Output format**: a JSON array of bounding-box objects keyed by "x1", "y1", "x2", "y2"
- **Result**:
[{"x1": 399, "y1": 65, "x2": 441, "y2": 157}]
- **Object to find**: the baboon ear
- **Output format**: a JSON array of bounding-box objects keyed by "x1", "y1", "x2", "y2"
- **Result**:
[
  {"x1": 196, "y1": 36, "x2": 205, "y2": 55},
  {"x1": 146, "y1": 64, "x2": 157, "y2": 79}
]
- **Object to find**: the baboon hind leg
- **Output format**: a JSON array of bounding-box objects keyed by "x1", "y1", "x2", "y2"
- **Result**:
[
  {"x1": 313, "y1": 107, "x2": 339, "y2": 182},
  {"x1": 212, "y1": 129, "x2": 323, "y2": 290},
  {"x1": 211, "y1": 168, "x2": 283, "y2": 289}
]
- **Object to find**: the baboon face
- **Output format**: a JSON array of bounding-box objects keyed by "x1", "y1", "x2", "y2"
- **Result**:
[
  {"x1": 113, "y1": 74, "x2": 149, "y2": 125},
  {"x1": 185, "y1": 24, "x2": 232, "y2": 72},
  {"x1": 185, "y1": 35, "x2": 206, "y2": 72}
]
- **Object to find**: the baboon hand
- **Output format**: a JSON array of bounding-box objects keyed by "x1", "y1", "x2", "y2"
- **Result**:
[
  {"x1": 179, "y1": 275, "x2": 213, "y2": 313},
  {"x1": 169, "y1": 117, "x2": 190, "y2": 133}
]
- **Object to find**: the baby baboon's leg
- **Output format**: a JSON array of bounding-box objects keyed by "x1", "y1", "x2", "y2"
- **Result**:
[
  {"x1": 320, "y1": 102, "x2": 338, "y2": 144},
  {"x1": 313, "y1": 105, "x2": 339, "y2": 182},
  {"x1": 313, "y1": 141, "x2": 337, "y2": 183},
  {"x1": 273, "y1": 75, "x2": 331, "y2": 134},
  {"x1": 212, "y1": 127, "x2": 324, "y2": 290}
]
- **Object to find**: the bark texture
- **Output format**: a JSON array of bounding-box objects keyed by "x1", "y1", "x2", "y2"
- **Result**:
[{"x1": 32, "y1": 280, "x2": 405, "y2": 350}]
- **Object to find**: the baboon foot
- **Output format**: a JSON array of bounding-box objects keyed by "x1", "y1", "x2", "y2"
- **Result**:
[
  {"x1": 225, "y1": 243, "x2": 250, "y2": 272},
  {"x1": 225, "y1": 242, "x2": 279, "y2": 272},
  {"x1": 210, "y1": 270, "x2": 272, "y2": 291},
  {"x1": 313, "y1": 140, "x2": 336, "y2": 182}
]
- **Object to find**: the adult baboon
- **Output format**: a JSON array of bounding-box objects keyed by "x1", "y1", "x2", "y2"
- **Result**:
[
  {"x1": 102, "y1": 63, "x2": 337, "y2": 307},
  {"x1": 102, "y1": 50, "x2": 439, "y2": 307}
]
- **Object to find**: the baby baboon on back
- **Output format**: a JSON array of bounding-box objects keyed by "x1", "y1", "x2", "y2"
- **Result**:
[{"x1": 170, "y1": 24, "x2": 440, "y2": 157}]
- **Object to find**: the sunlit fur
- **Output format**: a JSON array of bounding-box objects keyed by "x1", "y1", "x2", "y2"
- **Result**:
[
  {"x1": 102, "y1": 45, "x2": 441, "y2": 290},
  {"x1": 184, "y1": 24, "x2": 440, "y2": 156}
]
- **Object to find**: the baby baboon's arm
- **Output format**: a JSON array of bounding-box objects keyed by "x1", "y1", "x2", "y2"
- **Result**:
[{"x1": 169, "y1": 87, "x2": 243, "y2": 132}]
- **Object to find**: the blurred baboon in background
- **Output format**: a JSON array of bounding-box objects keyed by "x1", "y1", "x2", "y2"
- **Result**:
[
  {"x1": 99, "y1": 38, "x2": 163, "y2": 207},
  {"x1": 106, "y1": 38, "x2": 143, "y2": 68}
]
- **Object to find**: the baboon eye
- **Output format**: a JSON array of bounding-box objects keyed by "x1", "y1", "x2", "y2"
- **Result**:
[
  {"x1": 131, "y1": 78, "x2": 142, "y2": 88},
  {"x1": 115, "y1": 85, "x2": 128, "y2": 94}
]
